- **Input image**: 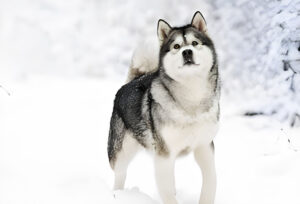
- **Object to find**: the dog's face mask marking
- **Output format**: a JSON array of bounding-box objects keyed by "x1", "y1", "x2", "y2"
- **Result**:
[{"x1": 157, "y1": 12, "x2": 214, "y2": 82}]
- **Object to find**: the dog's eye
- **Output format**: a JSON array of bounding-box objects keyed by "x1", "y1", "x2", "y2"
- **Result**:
[
  {"x1": 192, "y1": 41, "x2": 198, "y2": 46},
  {"x1": 173, "y1": 44, "x2": 180, "y2": 49}
]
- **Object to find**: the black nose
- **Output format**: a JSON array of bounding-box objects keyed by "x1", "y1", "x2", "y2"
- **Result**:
[
  {"x1": 182, "y1": 49, "x2": 194, "y2": 65},
  {"x1": 182, "y1": 49, "x2": 193, "y2": 58}
]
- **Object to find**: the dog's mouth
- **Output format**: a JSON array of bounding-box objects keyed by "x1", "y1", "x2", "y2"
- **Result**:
[
  {"x1": 184, "y1": 61, "x2": 194, "y2": 65},
  {"x1": 180, "y1": 61, "x2": 200, "y2": 67},
  {"x1": 183, "y1": 58, "x2": 199, "y2": 66}
]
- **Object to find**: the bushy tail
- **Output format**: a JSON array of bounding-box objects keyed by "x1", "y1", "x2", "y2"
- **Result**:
[{"x1": 126, "y1": 39, "x2": 159, "y2": 83}]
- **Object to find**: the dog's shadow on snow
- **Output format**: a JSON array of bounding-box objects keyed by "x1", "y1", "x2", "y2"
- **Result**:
[{"x1": 112, "y1": 188, "x2": 198, "y2": 204}]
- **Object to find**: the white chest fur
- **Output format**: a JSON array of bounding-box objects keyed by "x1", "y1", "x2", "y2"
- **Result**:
[
  {"x1": 151, "y1": 77, "x2": 219, "y2": 157},
  {"x1": 160, "y1": 107, "x2": 219, "y2": 157}
]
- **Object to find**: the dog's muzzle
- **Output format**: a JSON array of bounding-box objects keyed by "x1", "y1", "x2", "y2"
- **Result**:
[{"x1": 182, "y1": 49, "x2": 194, "y2": 65}]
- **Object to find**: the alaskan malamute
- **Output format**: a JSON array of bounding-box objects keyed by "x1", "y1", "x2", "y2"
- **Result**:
[{"x1": 108, "y1": 11, "x2": 220, "y2": 204}]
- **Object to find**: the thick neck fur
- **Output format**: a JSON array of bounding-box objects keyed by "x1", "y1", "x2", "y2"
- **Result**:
[{"x1": 158, "y1": 69, "x2": 217, "y2": 115}]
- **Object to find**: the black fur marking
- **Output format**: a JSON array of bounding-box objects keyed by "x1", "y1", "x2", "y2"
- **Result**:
[
  {"x1": 211, "y1": 141, "x2": 215, "y2": 152},
  {"x1": 159, "y1": 68, "x2": 174, "y2": 82},
  {"x1": 182, "y1": 29, "x2": 187, "y2": 44},
  {"x1": 147, "y1": 90, "x2": 169, "y2": 155},
  {"x1": 108, "y1": 71, "x2": 169, "y2": 158},
  {"x1": 107, "y1": 111, "x2": 126, "y2": 168},
  {"x1": 161, "y1": 80, "x2": 176, "y2": 102},
  {"x1": 112, "y1": 72, "x2": 158, "y2": 148},
  {"x1": 147, "y1": 90, "x2": 156, "y2": 136}
]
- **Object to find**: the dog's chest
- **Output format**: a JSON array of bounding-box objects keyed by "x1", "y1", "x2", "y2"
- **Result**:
[
  {"x1": 160, "y1": 109, "x2": 219, "y2": 156},
  {"x1": 151, "y1": 79, "x2": 219, "y2": 155}
]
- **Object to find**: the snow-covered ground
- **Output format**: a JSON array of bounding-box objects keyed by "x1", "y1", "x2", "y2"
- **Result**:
[
  {"x1": 1, "y1": 75, "x2": 300, "y2": 204},
  {"x1": 0, "y1": 0, "x2": 299, "y2": 203}
]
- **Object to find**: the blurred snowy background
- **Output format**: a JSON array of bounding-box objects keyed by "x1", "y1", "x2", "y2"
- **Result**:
[{"x1": 0, "y1": 0, "x2": 300, "y2": 204}]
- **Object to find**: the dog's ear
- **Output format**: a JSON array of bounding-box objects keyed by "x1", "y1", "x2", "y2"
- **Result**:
[
  {"x1": 191, "y1": 11, "x2": 207, "y2": 32},
  {"x1": 157, "y1": 19, "x2": 172, "y2": 45}
]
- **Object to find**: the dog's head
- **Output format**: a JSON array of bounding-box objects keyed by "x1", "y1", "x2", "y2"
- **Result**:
[{"x1": 157, "y1": 11, "x2": 216, "y2": 82}]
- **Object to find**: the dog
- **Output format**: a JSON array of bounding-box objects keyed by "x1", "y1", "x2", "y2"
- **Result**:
[{"x1": 107, "y1": 11, "x2": 220, "y2": 204}]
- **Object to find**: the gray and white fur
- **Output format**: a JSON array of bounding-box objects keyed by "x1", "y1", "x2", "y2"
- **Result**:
[{"x1": 108, "y1": 11, "x2": 220, "y2": 204}]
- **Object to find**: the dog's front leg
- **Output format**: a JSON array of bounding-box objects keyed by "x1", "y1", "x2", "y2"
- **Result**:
[
  {"x1": 194, "y1": 142, "x2": 216, "y2": 204},
  {"x1": 154, "y1": 155, "x2": 178, "y2": 204}
]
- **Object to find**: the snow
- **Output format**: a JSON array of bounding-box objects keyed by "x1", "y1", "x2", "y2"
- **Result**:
[
  {"x1": 1, "y1": 75, "x2": 300, "y2": 204},
  {"x1": 0, "y1": 0, "x2": 300, "y2": 203},
  {"x1": 1, "y1": 0, "x2": 299, "y2": 124},
  {"x1": 203, "y1": 0, "x2": 300, "y2": 124}
]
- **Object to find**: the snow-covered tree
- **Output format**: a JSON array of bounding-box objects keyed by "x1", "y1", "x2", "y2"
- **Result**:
[{"x1": 203, "y1": 0, "x2": 300, "y2": 126}]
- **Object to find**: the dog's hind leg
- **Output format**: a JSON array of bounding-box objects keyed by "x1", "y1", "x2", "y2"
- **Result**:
[
  {"x1": 112, "y1": 133, "x2": 140, "y2": 190},
  {"x1": 108, "y1": 113, "x2": 140, "y2": 190},
  {"x1": 154, "y1": 155, "x2": 178, "y2": 204},
  {"x1": 194, "y1": 142, "x2": 216, "y2": 204}
]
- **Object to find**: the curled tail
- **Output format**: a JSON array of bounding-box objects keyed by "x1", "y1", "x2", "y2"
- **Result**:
[{"x1": 126, "y1": 39, "x2": 159, "y2": 82}]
